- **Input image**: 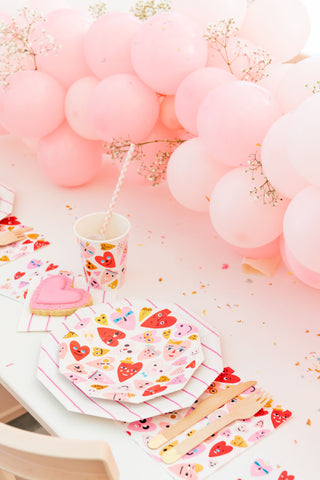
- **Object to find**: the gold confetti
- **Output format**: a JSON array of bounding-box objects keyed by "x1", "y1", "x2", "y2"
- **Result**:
[{"x1": 306, "y1": 418, "x2": 311, "y2": 426}]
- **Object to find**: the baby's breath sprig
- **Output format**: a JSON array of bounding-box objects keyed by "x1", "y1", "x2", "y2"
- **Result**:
[
  {"x1": 205, "y1": 19, "x2": 271, "y2": 83},
  {"x1": 131, "y1": 0, "x2": 172, "y2": 21},
  {"x1": 105, "y1": 137, "x2": 185, "y2": 186},
  {"x1": 306, "y1": 81, "x2": 320, "y2": 95},
  {"x1": 89, "y1": 2, "x2": 108, "y2": 19},
  {"x1": 0, "y1": 7, "x2": 60, "y2": 88},
  {"x1": 246, "y1": 151, "x2": 282, "y2": 207}
]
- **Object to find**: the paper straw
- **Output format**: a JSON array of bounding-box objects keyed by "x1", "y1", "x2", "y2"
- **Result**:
[{"x1": 100, "y1": 143, "x2": 135, "y2": 235}]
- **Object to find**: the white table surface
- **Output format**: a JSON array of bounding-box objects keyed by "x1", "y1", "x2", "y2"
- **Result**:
[{"x1": 0, "y1": 1, "x2": 319, "y2": 479}]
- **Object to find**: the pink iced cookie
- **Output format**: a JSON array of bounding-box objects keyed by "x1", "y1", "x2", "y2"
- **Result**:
[{"x1": 30, "y1": 275, "x2": 92, "y2": 316}]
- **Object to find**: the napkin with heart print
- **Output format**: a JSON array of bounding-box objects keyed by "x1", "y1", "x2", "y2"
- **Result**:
[
  {"x1": 122, "y1": 367, "x2": 293, "y2": 480},
  {"x1": 0, "y1": 184, "x2": 14, "y2": 221},
  {"x1": 0, "y1": 215, "x2": 50, "y2": 265}
]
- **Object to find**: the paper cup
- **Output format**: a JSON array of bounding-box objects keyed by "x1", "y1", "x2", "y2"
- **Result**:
[{"x1": 74, "y1": 212, "x2": 130, "y2": 290}]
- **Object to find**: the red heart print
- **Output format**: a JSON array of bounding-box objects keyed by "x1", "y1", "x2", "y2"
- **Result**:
[
  {"x1": 23, "y1": 239, "x2": 33, "y2": 245},
  {"x1": 34, "y1": 239, "x2": 50, "y2": 250},
  {"x1": 95, "y1": 251, "x2": 115, "y2": 268},
  {"x1": 271, "y1": 409, "x2": 292, "y2": 428},
  {"x1": 186, "y1": 360, "x2": 196, "y2": 369},
  {"x1": 117, "y1": 360, "x2": 143, "y2": 382},
  {"x1": 70, "y1": 341, "x2": 90, "y2": 361},
  {"x1": 254, "y1": 408, "x2": 269, "y2": 417},
  {"x1": 0, "y1": 216, "x2": 20, "y2": 225},
  {"x1": 209, "y1": 441, "x2": 233, "y2": 457},
  {"x1": 278, "y1": 471, "x2": 295, "y2": 480},
  {"x1": 97, "y1": 327, "x2": 126, "y2": 347},
  {"x1": 143, "y1": 385, "x2": 167, "y2": 396},
  {"x1": 14, "y1": 271, "x2": 25, "y2": 280},
  {"x1": 46, "y1": 263, "x2": 58, "y2": 271},
  {"x1": 215, "y1": 367, "x2": 240, "y2": 383},
  {"x1": 140, "y1": 309, "x2": 177, "y2": 329}
]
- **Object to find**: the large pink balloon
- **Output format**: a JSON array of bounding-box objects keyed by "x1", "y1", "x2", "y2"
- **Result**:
[
  {"x1": 37, "y1": 122, "x2": 103, "y2": 187},
  {"x1": 171, "y1": 0, "x2": 247, "y2": 29},
  {"x1": 277, "y1": 58, "x2": 320, "y2": 114},
  {"x1": 1, "y1": 70, "x2": 65, "y2": 138},
  {"x1": 239, "y1": 0, "x2": 310, "y2": 63},
  {"x1": 232, "y1": 236, "x2": 280, "y2": 259},
  {"x1": 159, "y1": 96, "x2": 182, "y2": 130},
  {"x1": 131, "y1": 12, "x2": 208, "y2": 95},
  {"x1": 283, "y1": 186, "x2": 320, "y2": 273},
  {"x1": 197, "y1": 81, "x2": 281, "y2": 167},
  {"x1": 258, "y1": 63, "x2": 293, "y2": 97},
  {"x1": 175, "y1": 67, "x2": 234, "y2": 135},
  {"x1": 261, "y1": 114, "x2": 309, "y2": 199},
  {"x1": 167, "y1": 137, "x2": 230, "y2": 211},
  {"x1": 37, "y1": 9, "x2": 91, "y2": 88},
  {"x1": 84, "y1": 12, "x2": 141, "y2": 79},
  {"x1": 89, "y1": 74, "x2": 159, "y2": 143},
  {"x1": 65, "y1": 76, "x2": 100, "y2": 140},
  {"x1": 210, "y1": 167, "x2": 289, "y2": 248},
  {"x1": 287, "y1": 94, "x2": 320, "y2": 188},
  {"x1": 280, "y1": 236, "x2": 320, "y2": 289}
]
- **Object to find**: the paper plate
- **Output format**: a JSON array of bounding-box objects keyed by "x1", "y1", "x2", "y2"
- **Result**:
[
  {"x1": 37, "y1": 297, "x2": 223, "y2": 422},
  {"x1": 58, "y1": 301, "x2": 204, "y2": 403}
]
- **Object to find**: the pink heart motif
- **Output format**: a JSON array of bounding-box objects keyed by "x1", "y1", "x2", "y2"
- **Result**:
[
  {"x1": 248, "y1": 429, "x2": 271, "y2": 442},
  {"x1": 30, "y1": 275, "x2": 90, "y2": 310},
  {"x1": 250, "y1": 459, "x2": 273, "y2": 476},
  {"x1": 131, "y1": 331, "x2": 161, "y2": 343},
  {"x1": 58, "y1": 343, "x2": 67, "y2": 360},
  {"x1": 88, "y1": 370, "x2": 115, "y2": 385},
  {"x1": 110, "y1": 307, "x2": 136, "y2": 330},
  {"x1": 220, "y1": 428, "x2": 232, "y2": 438},
  {"x1": 172, "y1": 356, "x2": 188, "y2": 366},
  {"x1": 19, "y1": 281, "x2": 29, "y2": 288},
  {"x1": 167, "y1": 374, "x2": 187, "y2": 385},
  {"x1": 63, "y1": 372, "x2": 86, "y2": 383},
  {"x1": 74, "y1": 317, "x2": 91, "y2": 329}
]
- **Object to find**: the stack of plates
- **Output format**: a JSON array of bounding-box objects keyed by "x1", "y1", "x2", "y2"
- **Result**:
[{"x1": 37, "y1": 298, "x2": 222, "y2": 422}]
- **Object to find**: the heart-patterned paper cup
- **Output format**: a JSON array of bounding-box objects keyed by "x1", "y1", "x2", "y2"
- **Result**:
[{"x1": 74, "y1": 212, "x2": 130, "y2": 291}]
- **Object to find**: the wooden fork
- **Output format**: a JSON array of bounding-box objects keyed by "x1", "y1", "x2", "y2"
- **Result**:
[
  {"x1": 0, "y1": 227, "x2": 32, "y2": 247},
  {"x1": 161, "y1": 391, "x2": 271, "y2": 464}
]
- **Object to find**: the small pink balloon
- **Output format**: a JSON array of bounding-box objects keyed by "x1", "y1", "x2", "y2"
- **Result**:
[
  {"x1": 167, "y1": 137, "x2": 230, "y2": 211},
  {"x1": 258, "y1": 63, "x2": 293, "y2": 98},
  {"x1": 277, "y1": 58, "x2": 320, "y2": 114},
  {"x1": 261, "y1": 114, "x2": 309, "y2": 199},
  {"x1": 283, "y1": 186, "x2": 320, "y2": 273},
  {"x1": 84, "y1": 12, "x2": 141, "y2": 79},
  {"x1": 65, "y1": 76, "x2": 100, "y2": 140},
  {"x1": 287, "y1": 94, "x2": 320, "y2": 188},
  {"x1": 160, "y1": 96, "x2": 182, "y2": 130},
  {"x1": 280, "y1": 236, "x2": 320, "y2": 289},
  {"x1": 171, "y1": 0, "x2": 247, "y2": 29},
  {"x1": 89, "y1": 74, "x2": 159, "y2": 143},
  {"x1": 197, "y1": 81, "x2": 281, "y2": 167},
  {"x1": 239, "y1": 0, "x2": 310, "y2": 63},
  {"x1": 1, "y1": 70, "x2": 65, "y2": 138},
  {"x1": 210, "y1": 167, "x2": 289, "y2": 248},
  {"x1": 0, "y1": 123, "x2": 8, "y2": 135},
  {"x1": 175, "y1": 67, "x2": 234, "y2": 135},
  {"x1": 131, "y1": 12, "x2": 208, "y2": 95},
  {"x1": 37, "y1": 122, "x2": 103, "y2": 187},
  {"x1": 231, "y1": 236, "x2": 280, "y2": 259},
  {"x1": 37, "y1": 9, "x2": 91, "y2": 88}
]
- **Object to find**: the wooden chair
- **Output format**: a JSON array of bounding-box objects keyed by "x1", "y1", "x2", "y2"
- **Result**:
[
  {"x1": 0, "y1": 422, "x2": 119, "y2": 480},
  {"x1": 0, "y1": 386, "x2": 26, "y2": 424}
]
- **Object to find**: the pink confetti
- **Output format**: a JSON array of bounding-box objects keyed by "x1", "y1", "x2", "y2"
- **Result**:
[{"x1": 222, "y1": 264, "x2": 229, "y2": 270}]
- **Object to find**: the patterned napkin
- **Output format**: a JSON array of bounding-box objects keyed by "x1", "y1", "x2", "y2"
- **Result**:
[
  {"x1": 0, "y1": 215, "x2": 50, "y2": 266},
  {"x1": 122, "y1": 367, "x2": 292, "y2": 480},
  {"x1": 0, "y1": 184, "x2": 14, "y2": 221}
]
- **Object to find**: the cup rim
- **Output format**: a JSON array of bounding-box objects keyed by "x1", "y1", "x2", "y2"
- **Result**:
[{"x1": 74, "y1": 212, "x2": 130, "y2": 243}]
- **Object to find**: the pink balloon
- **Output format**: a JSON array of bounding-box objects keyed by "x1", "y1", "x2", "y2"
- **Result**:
[
  {"x1": 84, "y1": 12, "x2": 141, "y2": 79},
  {"x1": 210, "y1": 167, "x2": 289, "y2": 248},
  {"x1": 197, "y1": 81, "x2": 281, "y2": 167},
  {"x1": 261, "y1": 114, "x2": 309, "y2": 199},
  {"x1": 287, "y1": 94, "x2": 320, "y2": 188},
  {"x1": 283, "y1": 186, "x2": 320, "y2": 273},
  {"x1": 277, "y1": 58, "x2": 320, "y2": 114},
  {"x1": 232, "y1": 236, "x2": 280, "y2": 259},
  {"x1": 1, "y1": 70, "x2": 65, "y2": 138},
  {"x1": 89, "y1": 74, "x2": 159, "y2": 143},
  {"x1": 258, "y1": 63, "x2": 293, "y2": 97},
  {"x1": 175, "y1": 67, "x2": 234, "y2": 135},
  {"x1": 27, "y1": 0, "x2": 70, "y2": 14},
  {"x1": 171, "y1": 0, "x2": 247, "y2": 29},
  {"x1": 37, "y1": 122, "x2": 103, "y2": 187},
  {"x1": 37, "y1": 9, "x2": 91, "y2": 88},
  {"x1": 167, "y1": 137, "x2": 230, "y2": 211},
  {"x1": 131, "y1": 12, "x2": 208, "y2": 95},
  {"x1": 239, "y1": 0, "x2": 310, "y2": 63},
  {"x1": 280, "y1": 236, "x2": 320, "y2": 289},
  {"x1": 65, "y1": 76, "x2": 100, "y2": 140},
  {"x1": 160, "y1": 96, "x2": 182, "y2": 130}
]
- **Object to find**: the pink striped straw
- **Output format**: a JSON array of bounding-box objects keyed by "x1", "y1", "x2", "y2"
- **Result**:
[{"x1": 100, "y1": 143, "x2": 135, "y2": 235}]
